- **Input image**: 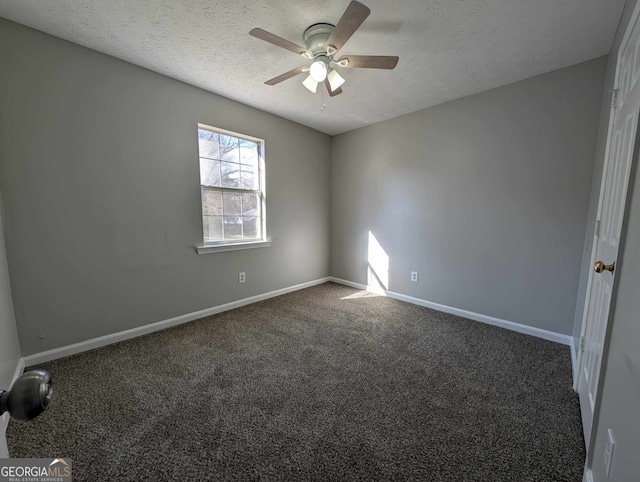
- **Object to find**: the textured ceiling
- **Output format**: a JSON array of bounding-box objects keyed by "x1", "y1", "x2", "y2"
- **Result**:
[{"x1": 0, "y1": 0, "x2": 626, "y2": 135}]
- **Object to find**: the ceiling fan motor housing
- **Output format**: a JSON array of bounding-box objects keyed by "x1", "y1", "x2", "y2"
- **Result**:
[{"x1": 303, "y1": 23, "x2": 335, "y2": 56}]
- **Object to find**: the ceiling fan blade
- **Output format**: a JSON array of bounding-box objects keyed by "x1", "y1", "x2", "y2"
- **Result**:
[
  {"x1": 250, "y1": 28, "x2": 312, "y2": 57},
  {"x1": 336, "y1": 55, "x2": 399, "y2": 69},
  {"x1": 265, "y1": 66, "x2": 308, "y2": 85},
  {"x1": 325, "y1": 1, "x2": 371, "y2": 53},
  {"x1": 324, "y1": 79, "x2": 343, "y2": 97}
]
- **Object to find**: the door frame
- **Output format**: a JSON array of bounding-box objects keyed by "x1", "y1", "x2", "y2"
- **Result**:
[{"x1": 575, "y1": 0, "x2": 640, "y2": 445}]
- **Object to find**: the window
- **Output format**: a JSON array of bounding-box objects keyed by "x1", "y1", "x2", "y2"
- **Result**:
[{"x1": 197, "y1": 124, "x2": 266, "y2": 247}]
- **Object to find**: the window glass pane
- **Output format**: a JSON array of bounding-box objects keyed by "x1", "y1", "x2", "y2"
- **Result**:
[
  {"x1": 200, "y1": 158, "x2": 221, "y2": 187},
  {"x1": 203, "y1": 215, "x2": 223, "y2": 242},
  {"x1": 242, "y1": 216, "x2": 260, "y2": 239},
  {"x1": 240, "y1": 165, "x2": 259, "y2": 190},
  {"x1": 223, "y1": 192, "x2": 242, "y2": 216},
  {"x1": 201, "y1": 190, "x2": 222, "y2": 216},
  {"x1": 223, "y1": 216, "x2": 243, "y2": 240},
  {"x1": 219, "y1": 135, "x2": 239, "y2": 163},
  {"x1": 242, "y1": 192, "x2": 259, "y2": 214},
  {"x1": 220, "y1": 161, "x2": 241, "y2": 188},
  {"x1": 239, "y1": 139, "x2": 259, "y2": 166},
  {"x1": 198, "y1": 130, "x2": 220, "y2": 159}
]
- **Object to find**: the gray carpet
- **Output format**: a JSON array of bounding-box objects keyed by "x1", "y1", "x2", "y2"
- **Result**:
[{"x1": 7, "y1": 282, "x2": 584, "y2": 481}]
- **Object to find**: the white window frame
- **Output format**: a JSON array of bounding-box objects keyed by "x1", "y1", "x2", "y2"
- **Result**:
[{"x1": 196, "y1": 123, "x2": 269, "y2": 254}]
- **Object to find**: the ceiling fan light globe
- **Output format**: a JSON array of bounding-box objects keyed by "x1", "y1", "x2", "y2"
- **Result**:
[
  {"x1": 309, "y1": 61, "x2": 328, "y2": 82},
  {"x1": 327, "y1": 69, "x2": 345, "y2": 92},
  {"x1": 302, "y1": 75, "x2": 318, "y2": 93}
]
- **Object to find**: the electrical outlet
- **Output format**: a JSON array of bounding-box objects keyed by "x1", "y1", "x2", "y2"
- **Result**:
[
  {"x1": 604, "y1": 429, "x2": 615, "y2": 477},
  {"x1": 239, "y1": 272, "x2": 246, "y2": 283},
  {"x1": 410, "y1": 271, "x2": 418, "y2": 282}
]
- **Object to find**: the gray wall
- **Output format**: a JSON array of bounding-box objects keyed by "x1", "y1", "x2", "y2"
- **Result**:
[
  {"x1": 0, "y1": 19, "x2": 331, "y2": 356},
  {"x1": 587, "y1": 1, "x2": 640, "y2": 480},
  {"x1": 0, "y1": 195, "x2": 21, "y2": 457},
  {"x1": 331, "y1": 58, "x2": 607, "y2": 335}
]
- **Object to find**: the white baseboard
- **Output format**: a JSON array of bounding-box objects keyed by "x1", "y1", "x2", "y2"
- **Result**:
[
  {"x1": 584, "y1": 467, "x2": 594, "y2": 482},
  {"x1": 329, "y1": 277, "x2": 572, "y2": 346},
  {"x1": 329, "y1": 277, "x2": 369, "y2": 291},
  {"x1": 11, "y1": 358, "x2": 25, "y2": 384},
  {"x1": 1, "y1": 357, "x2": 25, "y2": 458},
  {"x1": 23, "y1": 277, "x2": 331, "y2": 367},
  {"x1": 23, "y1": 274, "x2": 572, "y2": 367}
]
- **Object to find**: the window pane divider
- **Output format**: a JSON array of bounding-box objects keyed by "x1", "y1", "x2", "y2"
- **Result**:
[
  {"x1": 200, "y1": 185, "x2": 261, "y2": 195},
  {"x1": 199, "y1": 154, "x2": 258, "y2": 166}
]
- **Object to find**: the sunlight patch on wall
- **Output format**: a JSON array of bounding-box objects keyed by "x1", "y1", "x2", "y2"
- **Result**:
[{"x1": 367, "y1": 231, "x2": 389, "y2": 294}]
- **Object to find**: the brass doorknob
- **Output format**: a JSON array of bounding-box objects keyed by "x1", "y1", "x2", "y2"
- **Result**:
[{"x1": 594, "y1": 261, "x2": 615, "y2": 274}]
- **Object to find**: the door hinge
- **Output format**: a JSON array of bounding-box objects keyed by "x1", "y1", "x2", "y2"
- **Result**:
[
  {"x1": 612, "y1": 89, "x2": 620, "y2": 109},
  {"x1": 580, "y1": 336, "x2": 585, "y2": 352},
  {"x1": 596, "y1": 219, "x2": 601, "y2": 237}
]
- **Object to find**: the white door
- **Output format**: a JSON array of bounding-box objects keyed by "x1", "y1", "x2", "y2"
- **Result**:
[{"x1": 577, "y1": 6, "x2": 640, "y2": 447}]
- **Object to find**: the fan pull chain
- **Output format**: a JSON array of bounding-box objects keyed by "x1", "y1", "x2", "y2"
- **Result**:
[{"x1": 321, "y1": 84, "x2": 326, "y2": 112}]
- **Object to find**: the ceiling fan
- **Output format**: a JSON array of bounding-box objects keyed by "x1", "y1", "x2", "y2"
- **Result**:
[{"x1": 249, "y1": 0, "x2": 399, "y2": 97}]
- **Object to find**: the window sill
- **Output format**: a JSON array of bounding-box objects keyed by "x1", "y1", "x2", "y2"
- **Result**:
[{"x1": 196, "y1": 240, "x2": 271, "y2": 255}]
